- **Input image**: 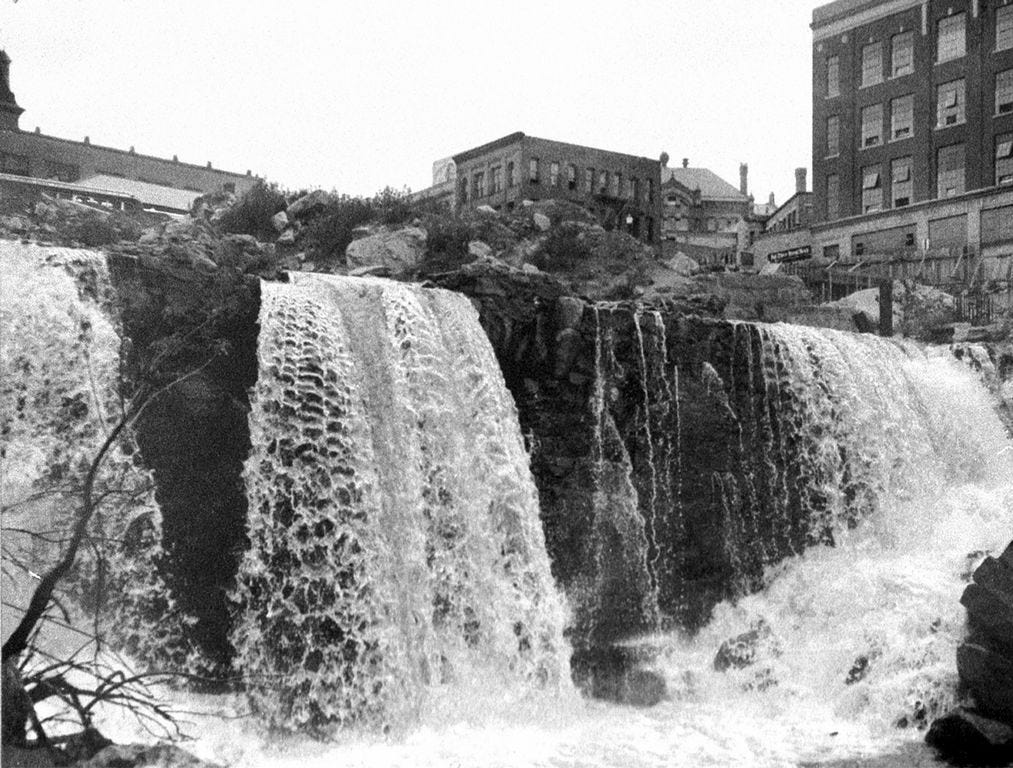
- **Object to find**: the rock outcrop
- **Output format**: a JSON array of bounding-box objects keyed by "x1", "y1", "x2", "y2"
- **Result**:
[{"x1": 344, "y1": 226, "x2": 427, "y2": 275}]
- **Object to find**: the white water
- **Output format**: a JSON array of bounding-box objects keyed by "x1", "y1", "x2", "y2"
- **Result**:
[
  {"x1": 141, "y1": 319, "x2": 1010, "y2": 767},
  {"x1": 4, "y1": 253, "x2": 1009, "y2": 766}
]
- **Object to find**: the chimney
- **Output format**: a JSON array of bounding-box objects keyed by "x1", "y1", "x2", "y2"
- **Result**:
[
  {"x1": 739, "y1": 163, "x2": 748, "y2": 196},
  {"x1": 768, "y1": 192, "x2": 776, "y2": 207},
  {"x1": 660, "y1": 151, "x2": 669, "y2": 167},
  {"x1": 682, "y1": 158, "x2": 689, "y2": 168},
  {"x1": 795, "y1": 167, "x2": 808, "y2": 194}
]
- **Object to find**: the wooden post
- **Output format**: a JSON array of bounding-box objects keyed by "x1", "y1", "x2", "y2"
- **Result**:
[{"x1": 879, "y1": 280, "x2": 894, "y2": 337}]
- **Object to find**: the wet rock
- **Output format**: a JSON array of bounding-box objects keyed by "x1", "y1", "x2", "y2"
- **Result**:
[
  {"x1": 926, "y1": 708, "x2": 1013, "y2": 767},
  {"x1": 79, "y1": 743, "x2": 223, "y2": 767},
  {"x1": 571, "y1": 645, "x2": 667, "y2": 708},
  {"x1": 555, "y1": 295, "x2": 585, "y2": 330},
  {"x1": 845, "y1": 654, "x2": 871, "y2": 685},
  {"x1": 553, "y1": 328, "x2": 582, "y2": 378},
  {"x1": 958, "y1": 541, "x2": 1013, "y2": 723},
  {"x1": 714, "y1": 619, "x2": 775, "y2": 671},
  {"x1": 533, "y1": 212, "x2": 551, "y2": 232}
]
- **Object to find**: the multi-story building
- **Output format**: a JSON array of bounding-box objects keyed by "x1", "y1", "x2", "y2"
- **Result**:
[
  {"x1": 0, "y1": 50, "x2": 256, "y2": 213},
  {"x1": 659, "y1": 158, "x2": 755, "y2": 266},
  {"x1": 803, "y1": 0, "x2": 1013, "y2": 284},
  {"x1": 452, "y1": 132, "x2": 662, "y2": 245}
]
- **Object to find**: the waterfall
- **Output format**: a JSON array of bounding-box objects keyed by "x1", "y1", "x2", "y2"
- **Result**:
[
  {"x1": 232, "y1": 273, "x2": 568, "y2": 733},
  {"x1": 580, "y1": 309, "x2": 1013, "y2": 645}
]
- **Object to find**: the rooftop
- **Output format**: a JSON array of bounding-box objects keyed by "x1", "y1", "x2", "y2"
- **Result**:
[{"x1": 662, "y1": 166, "x2": 748, "y2": 202}]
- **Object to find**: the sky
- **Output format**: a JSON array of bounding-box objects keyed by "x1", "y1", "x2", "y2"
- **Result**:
[{"x1": 1, "y1": 0, "x2": 824, "y2": 205}]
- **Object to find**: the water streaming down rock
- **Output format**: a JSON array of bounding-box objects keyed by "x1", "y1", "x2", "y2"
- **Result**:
[
  {"x1": 575, "y1": 307, "x2": 1013, "y2": 652},
  {"x1": 231, "y1": 273, "x2": 568, "y2": 733}
]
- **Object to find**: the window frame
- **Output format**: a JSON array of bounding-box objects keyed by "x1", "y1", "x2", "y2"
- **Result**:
[
  {"x1": 996, "y1": 133, "x2": 1013, "y2": 186},
  {"x1": 937, "y1": 143, "x2": 965, "y2": 198},
  {"x1": 998, "y1": 5, "x2": 1013, "y2": 52},
  {"x1": 890, "y1": 94, "x2": 914, "y2": 141},
  {"x1": 861, "y1": 41, "x2": 884, "y2": 87},
  {"x1": 861, "y1": 103, "x2": 884, "y2": 148},
  {"x1": 827, "y1": 54, "x2": 840, "y2": 97},
  {"x1": 997, "y1": 69, "x2": 1013, "y2": 116},
  {"x1": 891, "y1": 156, "x2": 913, "y2": 207},
  {"x1": 937, "y1": 13, "x2": 966, "y2": 63},
  {"x1": 529, "y1": 157, "x2": 540, "y2": 184},
  {"x1": 862, "y1": 165, "x2": 883, "y2": 213},
  {"x1": 936, "y1": 79, "x2": 966, "y2": 127},
  {"x1": 826, "y1": 173, "x2": 840, "y2": 220},
  {"x1": 891, "y1": 31, "x2": 914, "y2": 77},
  {"x1": 827, "y1": 114, "x2": 841, "y2": 157},
  {"x1": 550, "y1": 161, "x2": 560, "y2": 186}
]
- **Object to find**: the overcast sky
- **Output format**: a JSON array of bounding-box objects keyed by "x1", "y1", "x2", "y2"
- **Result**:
[{"x1": 2, "y1": 1, "x2": 822, "y2": 204}]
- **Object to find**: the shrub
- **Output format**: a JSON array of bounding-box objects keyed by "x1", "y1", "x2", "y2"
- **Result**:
[
  {"x1": 533, "y1": 222, "x2": 591, "y2": 272},
  {"x1": 419, "y1": 214, "x2": 471, "y2": 272},
  {"x1": 372, "y1": 186, "x2": 414, "y2": 226},
  {"x1": 218, "y1": 181, "x2": 286, "y2": 242},
  {"x1": 70, "y1": 215, "x2": 120, "y2": 247},
  {"x1": 301, "y1": 195, "x2": 374, "y2": 264}
]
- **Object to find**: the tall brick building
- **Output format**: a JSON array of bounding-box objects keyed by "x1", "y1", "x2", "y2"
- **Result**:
[
  {"x1": 452, "y1": 132, "x2": 662, "y2": 245},
  {"x1": 748, "y1": 1, "x2": 1013, "y2": 280}
]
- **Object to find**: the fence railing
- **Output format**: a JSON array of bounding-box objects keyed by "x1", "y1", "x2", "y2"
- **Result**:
[{"x1": 782, "y1": 248, "x2": 1013, "y2": 326}]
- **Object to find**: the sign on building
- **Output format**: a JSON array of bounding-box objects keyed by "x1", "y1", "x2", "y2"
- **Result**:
[{"x1": 768, "y1": 245, "x2": 812, "y2": 264}]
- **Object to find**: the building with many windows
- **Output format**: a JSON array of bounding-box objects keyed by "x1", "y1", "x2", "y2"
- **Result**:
[
  {"x1": 751, "y1": 1, "x2": 1013, "y2": 286},
  {"x1": 0, "y1": 49, "x2": 256, "y2": 213},
  {"x1": 451, "y1": 132, "x2": 662, "y2": 245}
]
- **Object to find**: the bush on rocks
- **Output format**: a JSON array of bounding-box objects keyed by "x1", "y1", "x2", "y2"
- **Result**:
[{"x1": 217, "y1": 181, "x2": 287, "y2": 242}]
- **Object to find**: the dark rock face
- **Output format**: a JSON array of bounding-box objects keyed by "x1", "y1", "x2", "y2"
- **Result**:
[
  {"x1": 927, "y1": 708, "x2": 1013, "y2": 767},
  {"x1": 958, "y1": 541, "x2": 1013, "y2": 725},
  {"x1": 571, "y1": 645, "x2": 667, "y2": 707},
  {"x1": 107, "y1": 251, "x2": 262, "y2": 672},
  {"x1": 431, "y1": 264, "x2": 844, "y2": 657}
]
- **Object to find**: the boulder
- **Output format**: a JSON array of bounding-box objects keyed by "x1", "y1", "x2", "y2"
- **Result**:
[
  {"x1": 533, "y1": 212, "x2": 551, "y2": 232},
  {"x1": 665, "y1": 251, "x2": 700, "y2": 277},
  {"x1": 271, "y1": 210, "x2": 289, "y2": 232},
  {"x1": 476, "y1": 205, "x2": 497, "y2": 215},
  {"x1": 571, "y1": 645, "x2": 667, "y2": 708},
  {"x1": 468, "y1": 240, "x2": 494, "y2": 260},
  {"x1": 286, "y1": 189, "x2": 330, "y2": 220},
  {"x1": 277, "y1": 229, "x2": 296, "y2": 246},
  {"x1": 345, "y1": 226, "x2": 427, "y2": 275},
  {"x1": 958, "y1": 541, "x2": 1013, "y2": 723},
  {"x1": 713, "y1": 619, "x2": 777, "y2": 671},
  {"x1": 926, "y1": 708, "x2": 1013, "y2": 767}
]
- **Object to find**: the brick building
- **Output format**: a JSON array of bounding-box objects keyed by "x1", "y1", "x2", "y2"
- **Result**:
[
  {"x1": 808, "y1": 0, "x2": 1013, "y2": 273},
  {"x1": 0, "y1": 50, "x2": 256, "y2": 212},
  {"x1": 452, "y1": 132, "x2": 662, "y2": 245},
  {"x1": 749, "y1": 0, "x2": 1013, "y2": 289}
]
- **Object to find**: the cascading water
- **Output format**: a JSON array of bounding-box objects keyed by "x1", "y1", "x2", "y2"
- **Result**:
[{"x1": 231, "y1": 273, "x2": 569, "y2": 733}]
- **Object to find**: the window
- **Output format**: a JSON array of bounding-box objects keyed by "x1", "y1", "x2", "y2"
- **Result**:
[
  {"x1": 1, "y1": 152, "x2": 30, "y2": 176},
  {"x1": 861, "y1": 103, "x2": 883, "y2": 147},
  {"x1": 529, "y1": 158, "x2": 540, "y2": 183},
  {"x1": 43, "y1": 160, "x2": 79, "y2": 182},
  {"x1": 937, "y1": 79, "x2": 965, "y2": 126},
  {"x1": 567, "y1": 163, "x2": 577, "y2": 190},
  {"x1": 823, "y1": 244, "x2": 840, "y2": 260},
  {"x1": 937, "y1": 13, "x2": 966, "y2": 62},
  {"x1": 891, "y1": 156, "x2": 913, "y2": 207},
  {"x1": 937, "y1": 144, "x2": 965, "y2": 197},
  {"x1": 856, "y1": 241, "x2": 866, "y2": 256},
  {"x1": 585, "y1": 167, "x2": 594, "y2": 192},
  {"x1": 550, "y1": 161, "x2": 560, "y2": 186},
  {"x1": 598, "y1": 170, "x2": 609, "y2": 194},
  {"x1": 508, "y1": 162, "x2": 517, "y2": 187},
  {"x1": 632, "y1": 177, "x2": 640, "y2": 202},
  {"x1": 610, "y1": 172, "x2": 620, "y2": 197},
  {"x1": 647, "y1": 179, "x2": 655, "y2": 204},
  {"x1": 472, "y1": 171, "x2": 486, "y2": 198},
  {"x1": 999, "y1": 5, "x2": 1013, "y2": 52},
  {"x1": 905, "y1": 232, "x2": 916, "y2": 247},
  {"x1": 827, "y1": 115, "x2": 840, "y2": 156},
  {"x1": 997, "y1": 69, "x2": 1013, "y2": 115},
  {"x1": 458, "y1": 177, "x2": 469, "y2": 204},
  {"x1": 826, "y1": 173, "x2": 839, "y2": 217},
  {"x1": 491, "y1": 166, "x2": 503, "y2": 193},
  {"x1": 645, "y1": 217, "x2": 654, "y2": 242},
  {"x1": 891, "y1": 95, "x2": 914, "y2": 140},
  {"x1": 861, "y1": 41, "x2": 883, "y2": 87},
  {"x1": 891, "y1": 31, "x2": 914, "y2": 77},
  {"x1": 996, "y1": 134, "x2": 1013, "y2": 185},
  {"x1": 827, "y1": 55, "x2": 840, "y2": 97},
  {"x1": 862, "y1": 165, "x2": 883, "y2": 212}
]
